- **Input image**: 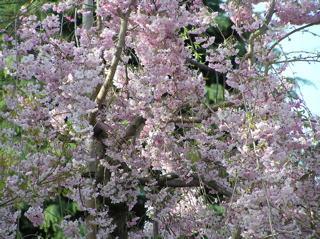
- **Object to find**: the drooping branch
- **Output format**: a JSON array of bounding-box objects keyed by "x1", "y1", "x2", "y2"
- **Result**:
[{"x1": 88, "y1": 0, "x2": 136, "y2": 126}]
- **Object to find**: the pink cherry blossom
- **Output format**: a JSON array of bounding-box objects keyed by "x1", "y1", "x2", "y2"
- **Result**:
[{"x1": 0, "y1": 0, "x2": 319, "y2": 238}]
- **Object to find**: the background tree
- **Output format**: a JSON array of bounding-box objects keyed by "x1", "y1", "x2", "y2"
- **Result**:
[{"x1": 1, "y1": 0, "x2": 320, "y2": 238}]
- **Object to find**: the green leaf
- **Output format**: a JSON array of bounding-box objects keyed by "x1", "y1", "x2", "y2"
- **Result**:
[{"x1": 188, "y1": 150, "x2": 202, "y2": 164}]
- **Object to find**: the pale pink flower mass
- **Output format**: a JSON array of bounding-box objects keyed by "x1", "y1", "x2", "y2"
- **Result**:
[{"x1": 0, "y1": 0, "x2": 319, "y2": 238}]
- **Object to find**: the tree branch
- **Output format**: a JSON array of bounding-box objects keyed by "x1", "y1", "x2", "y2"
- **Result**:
[
  {"x1": 185, "y1": 57, "x2": 216, "y2": 72},
  {"x1": 169, "y1": 115, "x2": 202, "y2": 123},
  {"x1": 269, "y1": 21, "x2": 320, "y2": 54},
  {"x1": 206, "y1": 93, "x2": 242, "y2": 112},
  {"x1": 139, "y1": 173, "x2": 232, "y2": 198},
  {"x1": 244, "y1": 0, "x2": 276, "y2": 66},
  {"x1": 167, "y1": 93, "x2": 243, "y2": 123},
  {"x1": 258, "y1": 0, "x2": 275, "y2": 35},
  {"x1": 88, "y1": 0, "x2": 136, "y2": 126},
  {"x1": 271, "y1": 52, "x2": 320, "y2": 65},
  {"x1": 120, "y1": 116, "x2": 146, "y2": 143}
]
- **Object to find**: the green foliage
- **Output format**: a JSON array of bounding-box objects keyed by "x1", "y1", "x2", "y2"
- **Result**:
[
  {"x1": 0, "y1": 0, "x2": 77, "y2": 43},
  {"x1": 188, "y1": 150, "x2": 202, "y2": 164},
  {"x1": 17, "y1": 196, "x2": 84, "y2": 239},
  {"x1": 205, "y1": 83, "x2": 225, "y2": 103},
  {"x1": 0, "y1": 77, "x2": 83, "y2": 238},
  {"x1": 294, "y1": 76, "x2": 317, "y2": 88},
  {"x1": 203, "y1": 0, "x2": 224, "y2": 11},
  {"x1": 207, "y1": 202, "x2": 225, "y2": 216}
]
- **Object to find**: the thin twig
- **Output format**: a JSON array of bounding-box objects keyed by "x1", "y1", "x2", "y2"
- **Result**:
[{"x1": 272, "y1": 59, "x2": 320, "y2": 64}]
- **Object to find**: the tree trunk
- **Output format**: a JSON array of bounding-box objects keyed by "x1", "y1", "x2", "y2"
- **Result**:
[
  {"x1": 82, "y1": 1, "x2": 96, "y2": 239},
  {"x1": 84, "y1": 1, "x2": 136, "y2": 237},
  {"x1": 108, "y1": 203, "x2": 129, "y2": 239},
  {"x1": 82, "y1": 0, "x2": 93, "y2": 30}
]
